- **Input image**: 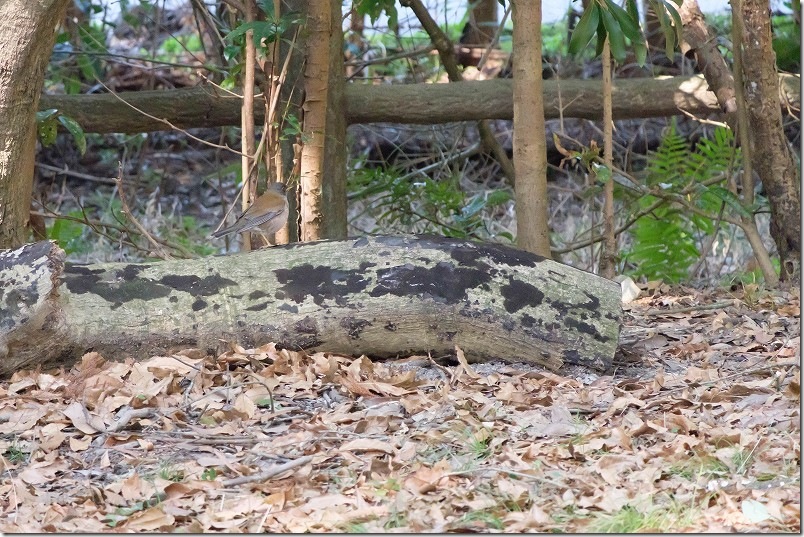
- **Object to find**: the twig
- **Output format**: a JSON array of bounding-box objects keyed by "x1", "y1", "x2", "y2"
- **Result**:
[
  {"x1": 221, "y1": 455, "x2": 313, "y2": 486},
  {"x1": 446, "y1": 466, "x2": 567, "y2": 488},
  {"x1": 107, "y1": 407, "x2": 156, "y2": 433},
  {"x1": 644, "y1": 300, "x2": 738, "y2": 316},
  {"x1": 647, "y1": 360, "x2": 800, "y2": 398},
  {"x1": 35, "y1": 162, "x2": 120, "y2": 185}
]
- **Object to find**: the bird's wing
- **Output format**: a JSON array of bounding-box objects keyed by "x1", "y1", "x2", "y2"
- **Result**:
[{"x1": 241, "y1": 207, "x2": 284, "y2": 229}]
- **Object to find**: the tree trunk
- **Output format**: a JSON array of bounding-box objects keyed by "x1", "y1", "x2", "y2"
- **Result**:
[
  {"x1": 0, "y1": 0, "x2": 71, "y2": 248},
  {"x1": 38, "y1": 74, "x2": 800, "y2": 131},
  {"x1": 300, "y1": 0, "x2": 347, "y2": 241},
  {"x1": 239, "y1": 2, "x2": 257, "y2": 251},
  {"x1": 739, "y1": 0, "x2": 801, "y2": 281},
  {"x1": 275, "y1": 0, "x2": 306, "y2": 244},
  {"x1": 511, "y1": 0, "x2": 551, "y2": 257},
  {"x1": 600, "y1": 39, "x2": 616, "y2": 279},
  {"x1": 322, "y1": 0, "x2": 348, "y2": 239},
  {"x1": 461, "y1": 0, "x2": 498, "y2": 45},
  {"x1": 0, "y1": 237, "x2": 622, "y2": 378}
]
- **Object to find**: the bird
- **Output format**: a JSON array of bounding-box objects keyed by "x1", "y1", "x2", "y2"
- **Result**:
[{"x1": 211, "y1": 182, "x2": 289, "y2": 244}]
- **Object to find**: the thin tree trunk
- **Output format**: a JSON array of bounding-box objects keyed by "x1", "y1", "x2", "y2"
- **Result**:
[
  {"x1": 731, "y1": 0, "x2": 778, "y2": 286},
  {"x1": 511, "y1": 0, "x2": 551, "y2": 257},
  {"x1": 239, "y1": 2, "x2": 257, "y2": 251},
  {"x1": 321, "y1": 0, "x2": 348, "y2": 239},
  {"x1": 300, "y1": 0, "x2": 347, "y2": 241},
  {"x1": 600, "y1": 38, "x2": 616, "y2": 279},
  {"x1": 738, "y1": 0, "x2": 801, "y2": 282},
  {"x1": 0, "y1": 0, "x2": 72, "y2": 248}
]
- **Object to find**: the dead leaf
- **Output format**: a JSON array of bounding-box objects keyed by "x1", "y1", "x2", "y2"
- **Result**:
[{"x1": 62, "y1": 401, "x2": 106, "y2": 434}]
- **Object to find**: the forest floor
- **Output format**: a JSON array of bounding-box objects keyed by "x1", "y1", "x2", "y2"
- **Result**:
[{"x1": 0, "y1": 283, "x2": 798, "y2": 532}]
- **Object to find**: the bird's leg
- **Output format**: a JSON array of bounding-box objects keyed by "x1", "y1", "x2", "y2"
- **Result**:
[{"x1": 255, "y1": 232, "x2": 274, "y2": 248}]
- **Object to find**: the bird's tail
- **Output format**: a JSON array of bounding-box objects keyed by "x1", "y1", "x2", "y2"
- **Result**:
[{"x1": 210, "y1": 224, "x2": 238, "y2": 239}]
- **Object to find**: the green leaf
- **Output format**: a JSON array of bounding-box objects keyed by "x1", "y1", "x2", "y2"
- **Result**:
[
  {"x1": 355, "y1": 0, "x2": 398, "y2": 28},
  {"x1": 606, "y1": 0, "x2": 643, "y2": 43},
  {"x1": 593, "y1": 163, "x2": 612, "y2": 184},
  {"x1": 57, "y1": 115, "x2": 87, "y2": 155},
  {"x1": 486, "y1": 190, "x2": 512, "y2": 206},
  {"x1": 38, "y1": 119, "x2": 58, "y2": 147},
  {"x1": 568, "y1": 3, "x2": 600, "y2": 56},
  {"x1": 36, "y1": 109, "x2": 59, "y2": 123},
  {"x1": 596, "y1": 17, "x2": 607, "y2": 57},
  {"x1": 705, "y1": 186, "x2": 753, "y2": 217},
  {"x1": 649, "y1": 0, "x2": 683, "y2": 59},
  {"x1": 49, "y1": 212, "x2": 86, "y2": 254},
  {"x1": 633, "y1": 41, "x2": 648, "y2": 66},
  {"x1": 600, "y1": 4, "x2": 627, "y2": 63}
]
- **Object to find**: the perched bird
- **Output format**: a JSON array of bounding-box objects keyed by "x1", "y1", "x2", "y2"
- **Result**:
[{"x1": 211, "y1": 182, "x2": 289, "y2": 243}]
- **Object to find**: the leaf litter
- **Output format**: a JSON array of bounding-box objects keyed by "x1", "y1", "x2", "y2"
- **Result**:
[{"x1": 0, "y1": 285, "x2": 799, "y2": 532}]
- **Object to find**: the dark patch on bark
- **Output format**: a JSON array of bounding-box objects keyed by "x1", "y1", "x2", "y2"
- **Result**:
[
  {"x1": 279, "y1": 303, "x2": 299, "y2": 313},
  {"x1": 249, "y1": 290, "x2": 269, "y2": 300},
  {"x1": 500, "y1": 278, "x2": 544, "y2": 313},
  {"x1": 246, "y1": 302, "x2": 269, "y2": 311},
  {"x1": 1, "y1": 289, "x2": 32, "y2": 328},
  {"x1": 118, "y1": 264, "x2": 150, "y2": 281},
  {"x1": 288, "y1": 316, "x2": 322, "y2": 348},
  {"x1": 562, "y1": 348, "x2": 582, "y2": 365},
  {"x1": 294, "y1": 316, "x2": 318, "y2": 334},
  {"x1": 521, "y1": 313, "x2": 536, "y2": 327},
  {"x1": 502, "y1": 319, "x2": 515, "y2": 331},
  {"x1": 64, "y1": 270, "x2": 171, "y2": 309},
  {"x1": 63, "y1": 264, "x2": 104, "y2": 277},
  {"x1": 64, "y1": 267, "x2": 237, "y2": 308},
  {"x1": 191, "y1": 298, "x2": 207, "y2": 311},
  {"x1": 352, "y1": 236, "x2": 369, "y2": 248},
  {"x1": 384, "y1": 321, "x2": 398, "y2": 331},
  {"x1": 0, "y1": 241, "x2": 52, "y2": 273},
  {"x1": 369, "y1": 261, "x2": 490, "y2": 303},
  {"x1": 274, "y1": 264, "x2": 370, "y2": 305},
  {"x1": 158, "y1": 274, "x2": 236, "y2": 296},
  {"x1": 564, "y1": 317, "x2": 608, "y2": 342},
  {"x1": 341, "y1": 317, "x2": 372, "y2": 339}
]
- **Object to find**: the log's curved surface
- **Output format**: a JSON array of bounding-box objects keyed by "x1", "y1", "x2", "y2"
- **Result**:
[
  {"x1": 0, "y1": 236, "x2": 622, "y2": 377},
  {"x1": 38, "y1": 74, "x2": 800, "y2": 132}
]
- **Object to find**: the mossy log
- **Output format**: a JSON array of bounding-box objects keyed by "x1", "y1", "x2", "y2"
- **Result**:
[{"x1": 0, "y1": 236, "x2": 622, "y2": 378}]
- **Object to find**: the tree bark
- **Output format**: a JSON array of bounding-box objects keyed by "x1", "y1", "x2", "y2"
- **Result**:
[
  {"x1": 38, "y1": 74, "x2": 800, "y2": 133},
  {"x1": 739, "y1": 0, "x2": 801, "y2": 281},
  {"x1": 511, "y1": 0, "x2": 551, "y2": 257},
  {"x1": 322, "y1": 0, "x2": 348, "y2": 239},
  {"x1": 677, "y1": 0, "x2": 738, "y2": 114},
  {"x1": 0, "y1": 0, "x2": 71, "y2": 248},
  {"x1": 299, "y1": 0, "x2": 347, "y2": 241},
  {"x1": 0, "y1": 236, "x2": 622, "y2": 378},
  {"x1": 600, "y1": 39, "x2": 616, "y2": 279}
]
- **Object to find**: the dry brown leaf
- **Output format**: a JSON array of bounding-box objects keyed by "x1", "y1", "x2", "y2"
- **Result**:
[
  {"x1": 123, "y1": 506, "x2": 176, "y2": 531},
  {"x1": 62, "y1": 401, "x2": 106, "y2": 434},
  {"x1": 339, "y1": 438, "x2": 396, "y2": 454}
]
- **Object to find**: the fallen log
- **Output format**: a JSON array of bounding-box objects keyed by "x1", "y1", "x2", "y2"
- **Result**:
[
  {"x1": 38, "y1": 74, "x2": 800, "y2": 133},
  {"x1": 0, "y1": 236, "x2": 622, "y2": 378}
]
